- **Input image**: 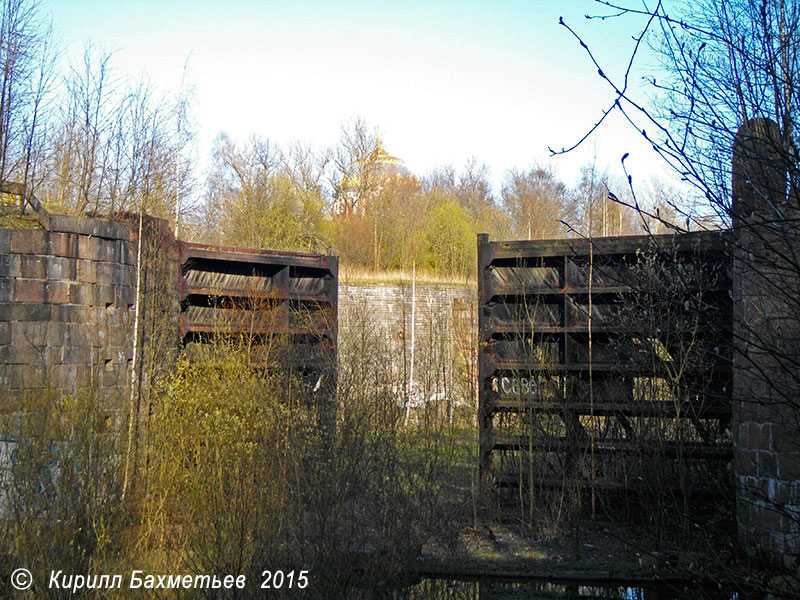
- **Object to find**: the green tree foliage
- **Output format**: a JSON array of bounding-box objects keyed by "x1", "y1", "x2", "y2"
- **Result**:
[
  {"x1": 208, "y1": 133, "x2": 327, "y2": 252},
  {"x1": 331, "y1": 170, "x2": 428, "y2": 273},
  {"x1": 422, "y1": 161, "x2": 509, "y2": 242},
  {"x1": 423, "y1": 200, "x2": 476, "y2": 278},
  {"x1": 223, "y1": 170, "x2": 325, "y2": 252},
  {"x1": 361, "y1": 171, "x2": 430, "y2": 272},
  {"x1": 374, "y1": 173, "x2": 425, "y2": 269}
]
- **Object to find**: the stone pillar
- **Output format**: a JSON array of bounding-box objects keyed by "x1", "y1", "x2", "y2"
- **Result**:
[{"x1": 732, "y1": 118, "x2": 800, "y2": 562}]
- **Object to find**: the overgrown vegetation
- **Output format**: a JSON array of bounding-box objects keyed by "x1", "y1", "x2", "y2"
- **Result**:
[
  {"x1": 0, "y1": 388, "x2": 124, "y2": 597},
  {"x1": 0, "y1": 288, "x2": 477, "y2": 597}
]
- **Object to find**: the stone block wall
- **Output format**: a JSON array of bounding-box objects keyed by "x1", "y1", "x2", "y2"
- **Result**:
[
  {"x1": 0, "y1": 214, "x2": 180, "y2": 419},
  {"x1": 732, "y1": 118, "x2": 800, "y2": 562},
  {"x1": 338, "y1": 282, "x2": 476, "y2": 395},
  {"x1": 735, "y1": 418, "x2": 800, "y2": 556},
  {"x1": 0, "y1": 216, "x2": 137, "y2": 409}
]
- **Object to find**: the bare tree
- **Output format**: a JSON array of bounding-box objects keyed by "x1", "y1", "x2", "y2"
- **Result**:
[
  {"x1": 40, "y1": 45, "x2": 194, "y2": 222},
  {"x1": 0, "y1": 0, "x2": 55, "y2": 191},
  {"x1": 455, "y1": 157, "x2": 495, "y2": 218},
  {"x1": 331, "y1": 116, "x2": 379, "y2": 217},
  {"x1": 558, "y1": 0, "x2": 800, "y2": 580},
  {"x1": 557, "y1": 0, "x2": 800, "y2": 225},
  {"x1": 501, "y1": 164, "x2": 574, "y2": 240}
]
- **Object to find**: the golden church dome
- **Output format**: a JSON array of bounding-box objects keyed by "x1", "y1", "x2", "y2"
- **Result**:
[{"x1": 334, "y1": 137, "x2": 416, "y2": 216}]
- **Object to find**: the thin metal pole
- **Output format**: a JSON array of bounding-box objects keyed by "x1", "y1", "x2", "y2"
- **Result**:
[
  {"x1": 410, "y1": 260, "x2": 416, "y2": 392},
  {"x1": 122, "y1": 209, "x2": 144, "y2": 500},
  {"x1": 405, "y1": 261, "x2": 416, "y2": 426}
]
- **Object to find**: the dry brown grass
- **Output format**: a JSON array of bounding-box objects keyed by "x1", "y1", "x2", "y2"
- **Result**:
[{"x1": 340, "y1": 265, "x2": 476, "y2": 286}]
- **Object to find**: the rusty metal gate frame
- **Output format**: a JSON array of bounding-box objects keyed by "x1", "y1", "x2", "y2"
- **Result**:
[
  {"x1": 478, "y1": 232, "x2": 733, "y2": 509},
  {"x1": 178, "y1": 242, "x2": 338, "y2": 395}
]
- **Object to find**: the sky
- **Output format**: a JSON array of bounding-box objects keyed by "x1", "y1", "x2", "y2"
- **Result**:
[{"x1": 40, "y1": 0, "x2": 674, "y2": 195}]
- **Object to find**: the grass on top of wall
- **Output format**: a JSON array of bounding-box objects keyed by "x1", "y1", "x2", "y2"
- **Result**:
[
  {"x1": 340, "y1": 265, "x2": 476, "y2": 287},
  {"x1": 0, "y1": 213, "x2": 42, "y2": 229}
]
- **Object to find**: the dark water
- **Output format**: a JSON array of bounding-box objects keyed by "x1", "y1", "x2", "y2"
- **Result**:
[{"x1": 364, "y1": 577, "x2": 745, "y2": 600}]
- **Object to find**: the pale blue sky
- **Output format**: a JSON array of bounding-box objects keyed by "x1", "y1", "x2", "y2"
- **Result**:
[{"x1": 41, "y1": 0, "x2": 671, "y2": 194}]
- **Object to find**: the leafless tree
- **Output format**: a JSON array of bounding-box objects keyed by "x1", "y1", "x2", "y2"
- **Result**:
[
  {"x1": 40, "y1": 45, "x2": 195, "y2": 221},
  {"x1": 556, "y1": 0, "x2": 800, "y2": 226},
  {"x1": 558, "y1": 0, "x2": 800, "y2": 582},
  {"x1": 331, "y1": 116, "x2": 379, "y2": 217},
  {"x1": 501, "y1": 164, "x2": 575, "y2": 240},
  {"x1": 0, "y1": 0, "x2": 55, "y2": 191}
]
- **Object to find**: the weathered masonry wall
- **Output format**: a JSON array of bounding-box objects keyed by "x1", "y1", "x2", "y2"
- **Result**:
[
  {"x1": 338, "y1": 282, "x2": 476, "y2": 395},
  {"x1": 0, "y1": 214, "x2": 338, "y2": 409},
  {"x1": 339, "y1": 283, "x2": 475, "y2": 342},
  {"x1": 0, "y1": 216, "x2": 138, "y2": 408},
  {"x1": 732, "y1": 118, "x2": 800, "y2": 561}
]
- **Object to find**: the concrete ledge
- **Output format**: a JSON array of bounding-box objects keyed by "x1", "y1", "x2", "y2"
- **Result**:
[{"x1": 47, "y1": 214, "x2": 131, "y2": 241}]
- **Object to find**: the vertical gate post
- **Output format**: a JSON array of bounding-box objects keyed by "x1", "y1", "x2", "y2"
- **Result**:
[{"x1": 477, "y1": 233, "x2": 493, "y2": 493}]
